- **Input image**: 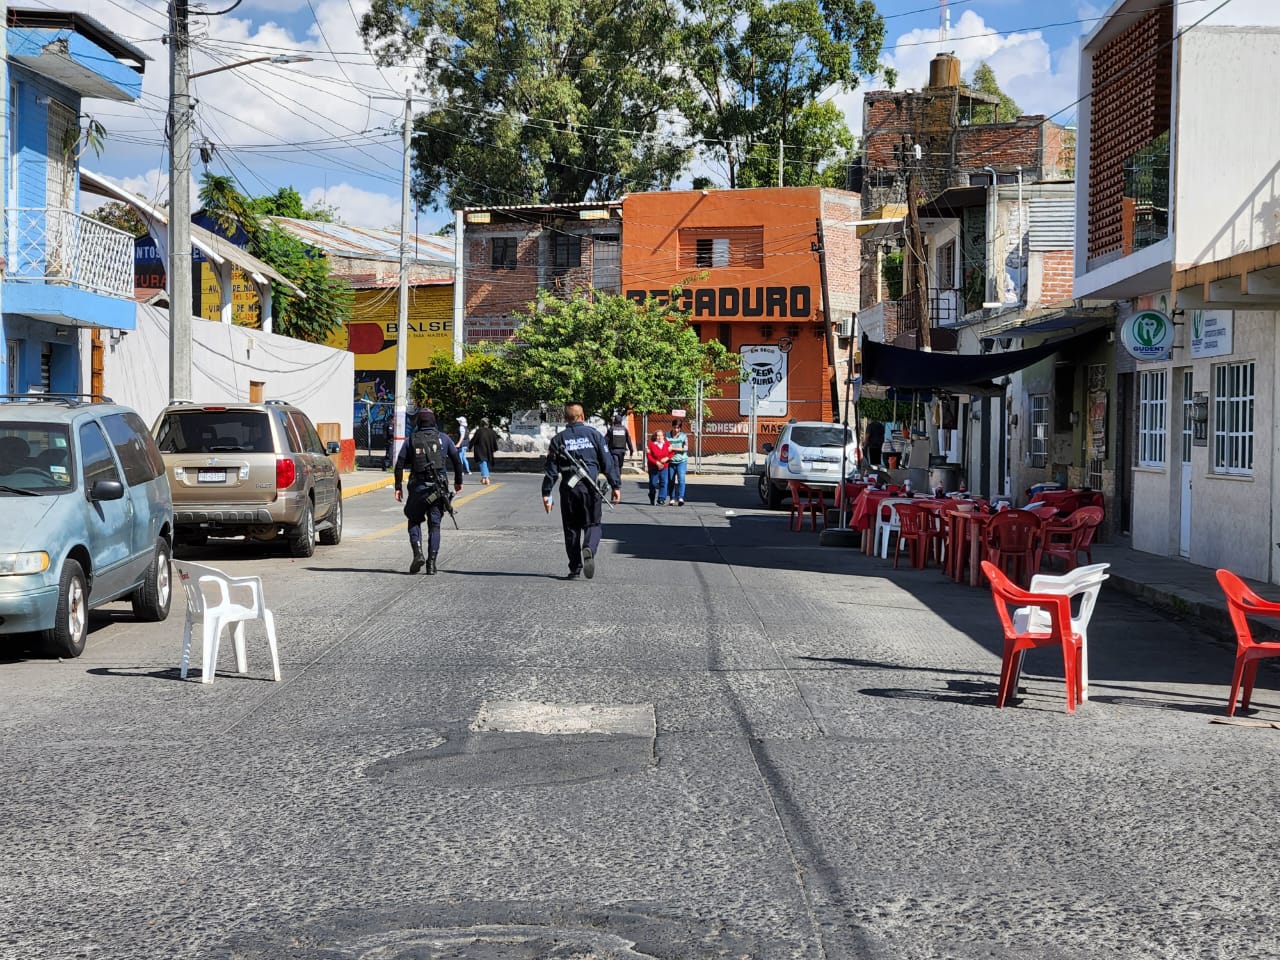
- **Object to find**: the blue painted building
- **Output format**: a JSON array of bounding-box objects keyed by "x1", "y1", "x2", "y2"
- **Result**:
[{"x1": 0, "y1": 9, "x2": 146, "y2": 396}]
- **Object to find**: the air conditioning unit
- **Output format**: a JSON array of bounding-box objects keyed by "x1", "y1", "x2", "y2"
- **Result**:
[{"x1": 836, "y1": 317, "x2": 854, "y2": 339}]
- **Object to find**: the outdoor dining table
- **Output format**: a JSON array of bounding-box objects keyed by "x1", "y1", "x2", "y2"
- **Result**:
[
  {"x1": 944, "y1": 506, "x2": 995, "y2": 586},
  {"x1": 833, "y1": 481, "x2": 869, "y2": 528}
]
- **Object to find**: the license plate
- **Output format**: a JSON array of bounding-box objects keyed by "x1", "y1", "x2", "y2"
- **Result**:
[{"x1": 197, "y1": 469, "x2": 226, "y2": 483}]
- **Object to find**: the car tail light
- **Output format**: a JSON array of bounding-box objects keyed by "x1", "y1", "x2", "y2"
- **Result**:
[
  {"x1": 201, "y1": 406, "x2": 227, "y2": 412},
  {"x1": 779, "y1": 443, "x2": 791, "y2": 463},
  {"x1": 275, "y1": 458, "x2": 296, "y2": 489}
]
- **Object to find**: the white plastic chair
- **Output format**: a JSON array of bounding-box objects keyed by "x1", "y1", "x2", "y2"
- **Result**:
[
  {"x1": 175, "y1": 561, "x2": 281, "y2": 684},
  {"x1": 874, "y1": 498, "x2": 915, "y2": 559},
  {"x1": 1012, "y1": 562, "x2": 1109, "y2": 701}
]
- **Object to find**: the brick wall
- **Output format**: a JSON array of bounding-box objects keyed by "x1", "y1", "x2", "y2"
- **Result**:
[
  {"x1": 1038, "y1": 249, "x2": 1075, "y2": 305},
  {"x1": 862, "y1": 87, "x2": 1066, "y2": 215},
  {"x1": 1086, "y1": 4, "x2": 1173, "y2": 260}
]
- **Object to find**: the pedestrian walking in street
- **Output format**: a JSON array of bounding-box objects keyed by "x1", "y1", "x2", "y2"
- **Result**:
[
  {"x1": 646, "y1": 429, "x2": 671, "y2": 505},
  {"x1": 542, "y1": 403, "x2": 621, "y2": 580},
  {"x1": 454, "y1": 416, "x2": 472, "y2": 475},
  {"x1": 666, "y1": 417, "x2": 689, "y2": 506},
  {"x1": 606, "y1": 415, "x2": 634, "y2": 480},
  {"x1": 394, "y1": 408, "x2": 464, "y2": 574},
  {"x1": 468, "y1": 417, "x2": 501, "y2": 485}
]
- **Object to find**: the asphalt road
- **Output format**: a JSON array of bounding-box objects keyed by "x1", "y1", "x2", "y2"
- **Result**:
[{"x1": 1, "y1": 472, "x2": 1276, "y2": 959}]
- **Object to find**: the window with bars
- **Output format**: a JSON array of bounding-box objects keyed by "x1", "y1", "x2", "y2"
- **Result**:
[
  {"x1": 1138, "y1": 369, "x2": 1167, "y2": 466},
  {"x1": 1213, "y1": 360, "x2": 1254, "y2": 475},
  {"x1": 1181, "y1": 370, "x2": 1193, "y2": 464},
  {"x1": 678, "y1": 227, "x2": 764, "y2": 270},
  {"x1": 1030, "y1": 394, "x2": 1049, "y2": 468}
]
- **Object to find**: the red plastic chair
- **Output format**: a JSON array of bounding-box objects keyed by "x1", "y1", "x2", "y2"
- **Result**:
[
  {"x1": 1215, "y1": 569, "x2": 1280, "y2": 716},
  {"x1": 982, "y1": 560, "x2": 1082, "y2": 713},
  {"x1": 892, "y1": 503, "x2": 931, "y2": 569},
  {"x1": 983, "y1": 510, "x2": 1044, "y2": 588},
  {"x1": 915, "y1": 501, "x2": 948, "y2": 567},
  {"x1": 1027, "y1": 504, "x2": 1060, "y2": 522},
  {"x1": 787, "y1": 480, "x2": 826, "y2": 532},
  {"x1": 1042, "y1": 509, "x2": 1094, "y2": 572},
  {"x1": 1072, "y1": 506, "x2": 1104, "y2": 566}
]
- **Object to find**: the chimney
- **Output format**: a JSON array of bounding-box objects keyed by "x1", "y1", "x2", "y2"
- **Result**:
[{"x1": 928, "y1": 53, "x2": 961, "y2": 89}]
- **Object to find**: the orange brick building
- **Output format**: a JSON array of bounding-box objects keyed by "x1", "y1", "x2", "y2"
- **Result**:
[{"x1": 621, "y1": 187, "x2": 861, "y2": 453}]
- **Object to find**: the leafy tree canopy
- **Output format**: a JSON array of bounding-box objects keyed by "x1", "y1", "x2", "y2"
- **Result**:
[
  {"x1": 197, "y1": 174, "x2": 352, "y2": 344},
  {"x1": 248, "y1": 186, "x2": 336, "y2": 222},
  {"x1": 501, "y1": 290, "x2": 738, "y2": 419},
  {"x1": 966, "y1": 62, "x2": 1022, "y2": 125},
  {"x1": 360, "y1": 0, "x2": 694, "y2": 210},
  {"x1": 680, "y1": 0, "x2": 888, "y2": 188},
  {"x1": 86, "y1": 200, "x2": 148, "y2": 237},
  {"x1": 410, "y1": 349, "x2": 522, "y2": 428}
]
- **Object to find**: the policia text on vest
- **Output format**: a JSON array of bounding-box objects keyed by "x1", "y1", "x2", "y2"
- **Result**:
[
  {"x1": 393, "y1": 409, "x2": 465, "y2": 575},
  {"x1": 542, "y1": 404, "x2": 622, "y2": 581}
]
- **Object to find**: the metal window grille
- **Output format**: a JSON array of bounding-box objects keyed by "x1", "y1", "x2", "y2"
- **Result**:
[
  {"x1": 1181, "y1": 370, "x2": 1193, "y2": 464},
  {"x1": 490, "y1": 237, "x2": 517, "y2": 270},
  {"x1": 1213, "y1": 360, "x2": 1254, "y2": 475},
  {"x1": 1030, "y1": 394, "x2": 1049, "y2": 468},
  {"x1": 1138, "y1": 369, "x2": 1167, "y2": 466}
]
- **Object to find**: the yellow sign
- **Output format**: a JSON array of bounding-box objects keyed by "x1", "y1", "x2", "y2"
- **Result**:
[
  {"x1": 326, "y1": 284, "x2": 455, "y2": 370},
  {"x1": 199, "y1": 263, "x2": 262, "y2": 325}
]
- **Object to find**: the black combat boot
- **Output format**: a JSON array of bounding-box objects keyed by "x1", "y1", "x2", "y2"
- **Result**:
[
  {"x1": 426, "y1": 555, "x2": 438, "y2": 575},
  {"x1": 410, "y1": 543, "x2": 425, "y2": 574}
]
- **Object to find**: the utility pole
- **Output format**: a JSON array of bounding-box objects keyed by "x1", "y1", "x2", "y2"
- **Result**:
[
  {"x1": 167, "y1": 0, "x2": 193, "y2": 401},
  {"x1": 905, "y1": 170, "x2": 931, "y2": 351},
  {"x1": 392, "y1": 90, "x2": 412, "y2": 468},
  {"x1": 814, "y1": 218, "x2": 840, "y2": 418},
  {"x1": 777, "y1": 138, "x2": 784, "y2": 187}
]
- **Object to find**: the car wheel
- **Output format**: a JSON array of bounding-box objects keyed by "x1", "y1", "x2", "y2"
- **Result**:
[
  {"x1": 41, "y1": 560, "x2": 88, "y2": 658},
  {"x1": 318, "y1": 491, "x2": 343, "y2": 545},
  {"x1": 131, "y1": 537, "x2": 172, "y2": 622},
  {"x1": 289, "y1": 499, "x2": 316, "y2": 558},
  {"x1": 758, "y1": 472, "x2": 784, "y2": 509}
]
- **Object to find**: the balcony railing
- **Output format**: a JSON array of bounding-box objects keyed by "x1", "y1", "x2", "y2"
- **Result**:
[{"x1": 7, "y1": 207, "x2": 134, "y2": 299}]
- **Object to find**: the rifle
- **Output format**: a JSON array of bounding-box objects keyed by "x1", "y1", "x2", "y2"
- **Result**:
[
  {"x1": 435, "y1": 471, "x2": 460, "y2": 529},
  {"x1": 556, "y1": 437, "x2": 614, "y2": 510}
]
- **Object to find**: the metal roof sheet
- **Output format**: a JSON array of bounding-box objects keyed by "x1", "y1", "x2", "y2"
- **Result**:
[{"x1": 267, "y1": 217, "x2": 454, "y2": 265}]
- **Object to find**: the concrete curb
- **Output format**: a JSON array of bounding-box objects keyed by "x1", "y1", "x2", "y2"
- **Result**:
[
  {"x1": 342, "y1": 475, "x2": 394, "y2": 499},
  {"x1": 1102, "y1": 572, "x2": 1268, "y2": 644}
]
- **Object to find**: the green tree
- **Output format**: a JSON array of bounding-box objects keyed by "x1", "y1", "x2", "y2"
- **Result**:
[
  {"x1": 410, "y1": 349, "x2": 523, "y2": 426},
  {"x1": 501, "y1": 290, "x2": 738, "y2": 418},
  {"x1": 86, "y1": 200, "x2": 149, "y2": 237},
  {"x1": 679, "y1": 0, "x2": 888, "y2": 188},
  {"x1": 248, "y1": 186, "x2": 336, "y2": 222},
  {"x1": 966, "y1": 62, "x2": 1022, "y2": 125},
  {"x1": 360, "y1": 0, "x2": 693, "y2": 210},
  {"x1": 198, "y1": 174, "x2": 352, "y2": 344}
]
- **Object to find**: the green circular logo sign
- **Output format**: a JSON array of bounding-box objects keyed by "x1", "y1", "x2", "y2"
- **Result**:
[{"x1": 1120, "y1": 309, "x2": 1174, "y2": 361}]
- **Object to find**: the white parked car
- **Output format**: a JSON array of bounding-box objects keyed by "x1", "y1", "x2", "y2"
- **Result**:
[{"x1": 757, "y1": 420, "x2": 858, "y2": 509}]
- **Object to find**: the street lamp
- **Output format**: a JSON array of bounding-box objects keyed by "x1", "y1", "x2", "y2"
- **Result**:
[
  {"x1": 166, "y1": 0, "x2": 312, "y2": 402},
  {"x1": 190, "y1": 54, "x2": 313, "y2": 80}
]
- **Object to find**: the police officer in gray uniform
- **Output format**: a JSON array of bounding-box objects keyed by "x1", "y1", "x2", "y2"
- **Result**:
[
  {"x1": 542, "y1": 403, "x2": 622, "y2": 580},
  {"x1": 394, "y1": 408, "x2": 464, "y2": 574}
]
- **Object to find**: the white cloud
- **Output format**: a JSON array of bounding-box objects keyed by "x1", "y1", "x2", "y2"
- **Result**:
[
  {"x1": 304, "y1": 183, "x2": 402, "y2": 229},
  {"x1": 74, "y1": 0, "x2": 415, "y2": 225}
]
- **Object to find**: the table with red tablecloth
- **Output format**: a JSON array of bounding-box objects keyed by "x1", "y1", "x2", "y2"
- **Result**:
[
  {"x1": 1028, "y1": 488, "x2": 1105, "y2": 518},
  {"x1": 834, "y1": 481, "x2": 869, "y2": 527}
]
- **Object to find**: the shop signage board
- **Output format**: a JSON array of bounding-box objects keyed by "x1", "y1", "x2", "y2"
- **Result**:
[
  {"x1": 1190, "y1": 309, "x2": 1233, "y2": 359},
  {"x1": 1118, "y1": 309, "x2": 1174, "y2": 362},
  {"x1": 739, "y1": 343, "x2": 788, "y2": 416}
]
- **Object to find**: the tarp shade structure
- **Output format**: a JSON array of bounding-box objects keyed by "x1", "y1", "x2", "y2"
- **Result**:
[{"x1": 859, "y1": 334, "x2": 1090, "y2": 394}]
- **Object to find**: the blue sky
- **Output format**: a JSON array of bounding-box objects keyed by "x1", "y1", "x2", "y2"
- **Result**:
[{"x1": 79, "y1": 0, "x2": 1130, "y2": 233}]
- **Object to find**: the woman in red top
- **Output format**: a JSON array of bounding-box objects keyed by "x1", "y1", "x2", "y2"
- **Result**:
[{"x1": 646, "y1": 429, "x2": 672, "y2": 505}]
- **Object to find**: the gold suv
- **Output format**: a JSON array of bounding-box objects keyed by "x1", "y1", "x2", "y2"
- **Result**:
[{"x1": 153, "y1": 400, "x2": 341, "y2": 557}]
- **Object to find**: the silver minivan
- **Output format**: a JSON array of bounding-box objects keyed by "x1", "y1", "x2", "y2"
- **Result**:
[{"x1": 0, "y1": 395, "x2": 174, "y2": 657}]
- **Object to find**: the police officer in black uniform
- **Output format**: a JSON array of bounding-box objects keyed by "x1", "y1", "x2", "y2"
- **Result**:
[
  {"x1": 542, "y1": 403, "x2": 622, "y2": 580},
  {"x1": 394, "y1": 408, "x2": 464, "y2": 574}
]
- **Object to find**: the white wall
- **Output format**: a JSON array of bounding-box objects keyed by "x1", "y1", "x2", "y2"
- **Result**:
[
  {"x1": 1174, "y1": 28, "x2": 1280, "y2": 268},
  {"x1": 86, "y1": 304, "x2": 354, "y2": 435}
]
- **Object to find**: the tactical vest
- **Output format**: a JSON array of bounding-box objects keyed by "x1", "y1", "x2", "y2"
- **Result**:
[
  {"x1": 408, "y1": 428, "x2": 445, "y2": 482},
  {"x1": 607, "y1": 425, "x2": 629, "y2": 452}
]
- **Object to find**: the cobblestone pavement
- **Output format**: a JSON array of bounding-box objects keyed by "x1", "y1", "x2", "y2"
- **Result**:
[{"x1": 0, "y1": 474, "x2": 1274, "y2": 959}]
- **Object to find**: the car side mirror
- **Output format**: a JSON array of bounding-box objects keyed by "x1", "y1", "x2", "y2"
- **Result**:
[
  {"x1": 90, "y1": 479, "x2": 125, "y2": 501},
  {"x1": 326, "y1": 441, "x2": 341, "y2": 454},
  {"x1": 762, "y1": 442, "x2": 775, "y2": 454}
]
